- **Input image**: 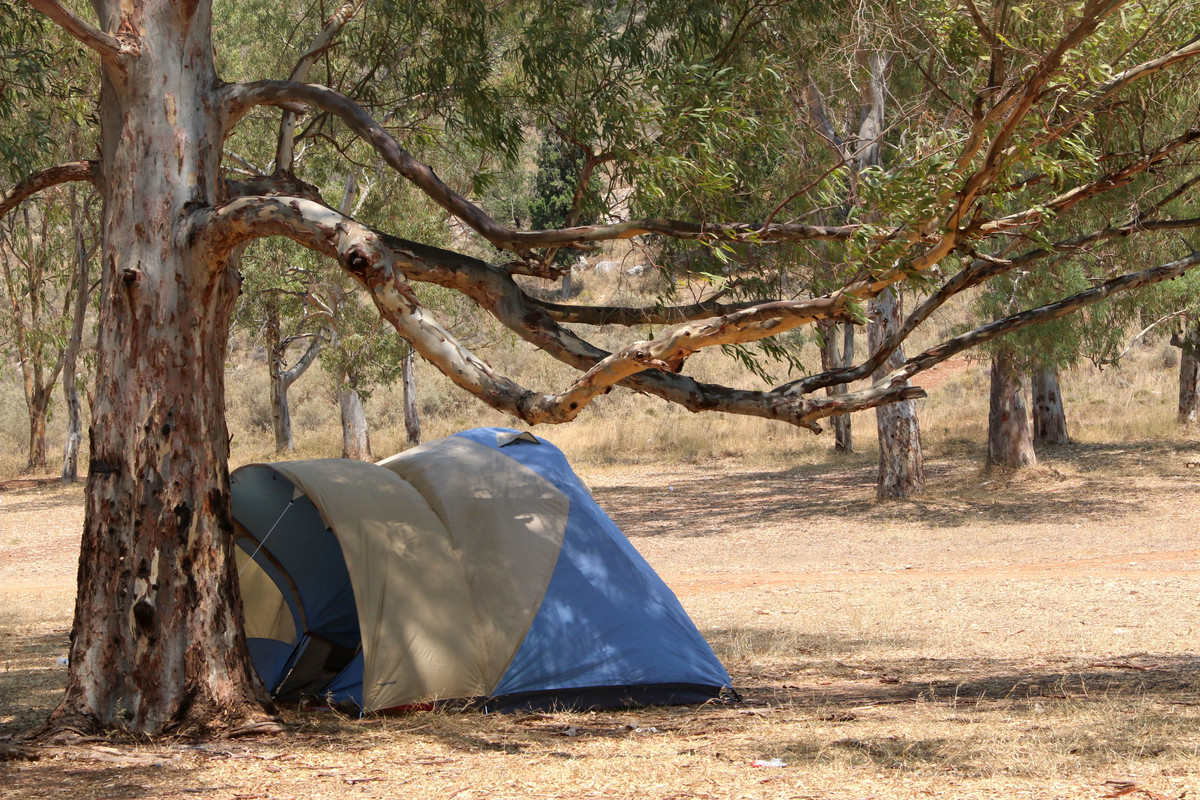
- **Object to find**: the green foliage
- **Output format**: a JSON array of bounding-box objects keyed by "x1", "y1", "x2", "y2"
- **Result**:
[
  {"x1": 529, "y1": 135, "x2": 600, "y2": 232},
  {"x1": 0, "y1": 8, "x2": 90, "y2": 181}
]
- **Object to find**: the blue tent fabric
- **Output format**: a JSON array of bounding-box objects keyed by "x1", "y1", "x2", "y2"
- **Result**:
[{"x1": 454, "y1": 428, "x2": 731, "y2": 701}]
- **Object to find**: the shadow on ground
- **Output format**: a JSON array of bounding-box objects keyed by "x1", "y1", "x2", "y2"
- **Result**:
[
  {"x1": 0, "y1": 629, "x2": 69, "y2": 737},
  {"x1": 598, "y1": 440, "x2": 1200, "y2": 535}
]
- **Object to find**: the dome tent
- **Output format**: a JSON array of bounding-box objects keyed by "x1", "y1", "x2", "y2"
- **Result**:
[{"x1": 230, "y1": 427, "x2": 731, "y2": 712}]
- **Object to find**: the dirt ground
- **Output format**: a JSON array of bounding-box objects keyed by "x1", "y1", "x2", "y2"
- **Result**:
[{"x1": 2, "y1": 441, "x2": 1199, "y2": 800}]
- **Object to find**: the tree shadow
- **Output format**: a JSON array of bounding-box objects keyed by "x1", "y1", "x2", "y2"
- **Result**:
[
  {"x1": 597, "y1": 451, "x2": 1162, "y2": 535},
  {"x1": 745, "y1": 651, "x2": 1200, "y2": 774},
  {"x1": 0, "y1": 629, "x2": 69, "y2": 738}
]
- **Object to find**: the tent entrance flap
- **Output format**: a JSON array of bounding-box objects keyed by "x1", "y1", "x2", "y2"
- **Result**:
[{"x1": 273, "y1": 634, "x2": 361, "y2": 700}]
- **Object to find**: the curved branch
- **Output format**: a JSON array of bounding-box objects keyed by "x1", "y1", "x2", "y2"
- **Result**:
[
  {"x1": 780, "y1": 213, "x2": 1200, "y2": 396},
  {"x1": 0, "y1": 161, "x2": 96, "y2": 219},
  {"x1": 534, "y1": 290, "x2": 772, "y2": 326},
  {"x1": 880, "y1": 248, "x2": 1200, "y2": 388},
  {"x1": 1035, "y1": 36, "x2": 1200, "y2": 150},
  {"x1": 221, "y1": 81, "x2": 862, "y2": 256},
  {"x1": 199, "y1": 196, "x2": 868, "y2": 429},
  {"x1": 979, "y1": 127, "x2": 1200, "y2": 234},
  {"x1": 24, "y1": 0, "x2": 135, "y2": 65}
]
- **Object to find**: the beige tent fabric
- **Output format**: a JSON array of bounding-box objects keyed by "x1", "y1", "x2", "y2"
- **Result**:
[
  {"x1": 235, "y1": 542, "x2": 297, "y2": 646},
  {"x1": 262, "y1": 445, "x2": 568, "y2": 710},
  {"x1": 377, "y1": 436, "x2": 569, "y2": 696},
  {"x1": 268, "y1": 459, "x2": 474, "y2": 709}
]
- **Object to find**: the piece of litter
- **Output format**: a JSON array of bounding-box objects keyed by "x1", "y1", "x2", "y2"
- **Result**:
[
  {"x1": 750, "y1": 758, "x2": 787, "y2": 768},
  {"x1": 563, "y1": 726, "x2": 578, "y2": 737},
  {"x1": 55, "y1": 656, "x2": 69, "y2": 667}
]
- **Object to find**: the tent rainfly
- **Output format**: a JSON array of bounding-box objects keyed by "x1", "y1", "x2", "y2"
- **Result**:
[{"x1": 230, "y1": 427, "x2": 732, "y2": 711}]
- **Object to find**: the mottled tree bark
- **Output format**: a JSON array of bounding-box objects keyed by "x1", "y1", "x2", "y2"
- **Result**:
[
  {"x1": 61, "y1": 187, "x2": 92, "y2": 483},
  {"x1": 402, "y1": 349, "x2": 420, "y2": 445},
  {"x1": 1172, "y1": 317, "x2": 1199, "y2": 424},
  {"x1": 988, "y1": 348, "x2": 1037, "y2": 468},
  {"x1": 46, "y1": 0, "x2": 276, "y2": 736},
  {"x1": 870, "y1": 286, "x2": 925, "y2": 499},
  {"x1": 26, "y1": 388, "x2": 50, "y2": 473},
  {"x1": 818, "y1": 319, "x2": 853, "y2": 454},
  {"x1": 339, "y1": 381, "x2": 372, "y2": 461},
  {"x1": 265, "y1": 307, "x2": 322, "y2": 453},
  {"x1": 1031, "y1": 365, "x2": 1069, "y2": 445}
]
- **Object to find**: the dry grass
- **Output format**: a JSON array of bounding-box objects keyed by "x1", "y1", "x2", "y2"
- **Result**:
[{"x1": 3, "y1": 437, "x2": 1200, "y2": 799}]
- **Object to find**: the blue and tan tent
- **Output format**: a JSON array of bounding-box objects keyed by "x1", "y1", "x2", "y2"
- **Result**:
[{"x1": 230, "y1": 427, "x2": 731, "y2": 711}]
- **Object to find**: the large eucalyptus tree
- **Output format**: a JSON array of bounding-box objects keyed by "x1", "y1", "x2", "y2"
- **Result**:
[{"x1": 3, "y1": 0, "x2": 1200, "y2": 736}]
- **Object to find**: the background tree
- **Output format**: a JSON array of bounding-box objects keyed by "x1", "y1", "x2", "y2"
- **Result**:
[
  {"x1": 3, "y1": 0, "x2": 1199, "y2": 737},
  {"x1": 0, "y1": 190, "x2": 79, "y2": 472},
  {"x1": 235, "y1": 240, "x2": 328, "y2": 454},
  {"x1": 60, "y1": 183, "x2": 99, "y2": 482}
]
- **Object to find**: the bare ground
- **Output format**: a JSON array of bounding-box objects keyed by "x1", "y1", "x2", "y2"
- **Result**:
[{"x1": 2, "y1": 441, "x2": 1199, "y2": 799}]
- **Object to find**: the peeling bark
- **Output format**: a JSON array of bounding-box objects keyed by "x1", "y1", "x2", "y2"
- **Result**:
[
  {"x1": 1031, "y1": 365, "x2": 1069, "y2": 445},
  {"x1": 1173, "y1": 317, "x2": 1200, "y2": 424},
  {"x1": 62, "y1": 187, "x2": 93, "y2": 483},
  {"x1": 44, "y1": 0, "x2": 276, "y2": 737},
  {"x1": 870, "y1": 287, "x2": 924, "y2": 499},
  {"x1": 987, "y1": 348, "x2": 1037, "y2": 468},
  {"x1": 338, "y1": 382, "x2": 372, "y2": 461},
  {"x1": 402, "y1": 349, "x2": 420, "y2": 445}
]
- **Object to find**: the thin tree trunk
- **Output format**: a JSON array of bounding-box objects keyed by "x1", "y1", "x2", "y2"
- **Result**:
[
  {"x1": 987, "y1": 348, "x2": 1037, "y2": 468},
  {"x1": 836, "y1": 322, "x2": 854, "y2": 453},
  {"x1": 268, "y1": 323, "x2": 322, "y2": 453},
  {"x1": 817, "y1": 319, "x2": 853, "y2": 454},
  {"x1": 266, "y1": 310, "x2": 293, "y2": 453},
  {"x1": 61, "y1": 189, "x2": 90, "y2": 483},
  {"x1": 49, "y1": 0, "x2": 276, "y2": 736},
  {"x1": 1173, "y1": 318, "x2": 1199, "y2": 424},
  {"x1": 339, "y1": 382, "x2": 372, "y2": 461},
  {"x1": 1031, "y1": 365, "x2": 1069, "y2": 445},
  {"x1": 402, "y1": 349, "x2": 420, "y2": 445},
  {"x1": 870, "y1": 286, "x2": 925, "y2": 499},
  {"x1": 27, "y1": 387, "x2": 49, "y2": 473}
]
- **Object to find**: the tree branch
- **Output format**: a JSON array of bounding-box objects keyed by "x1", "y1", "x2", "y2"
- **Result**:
[
  {"x1": 881, "y1": 248, "x2": 1200, "y2": 388},
  {"x1": 779, "y1": 213, "x2": 1200, "y2": 396},
  {"x1": 280, "y1": 336, "x2": 323, "y2": 387},
  {"x1": 275, "y1": 0, "x2": 367, "y2": 175},
  {"x1": 23, "y1": 0, "x2": 135, "y2": 66},
  {"x1": 978, "y1": 127, "x2": 1200, "y2": 234},
  {"x1": 198, "y1": 196, "x2": 872, "y2": 428},
  {"x1": 0, "y1": 161, "x2": 96, "y2": 219},
  {"x1": 221, "y1": 81, "x2": 862, "y2": 256}
]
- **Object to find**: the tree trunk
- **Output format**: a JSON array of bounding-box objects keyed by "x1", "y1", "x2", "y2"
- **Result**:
[
  {"x1": 818, "y1": 319, "x2": 853, "y2": 454},
  {"x1": 870, "y1": 286, "x2": 924, "y2": 499},
  {"x1": 267, "y1": 311, "x2": 322, "y2": 454},
  {"x1": 266, "y1": 310, "x2": 294, "y2": 454},
  {"x1": 402, "y1": 349, "x2": 420, "y2": 445},
  {"x1": 48, "y1": 1, "x2": 276, "y2": 736},
  {"x1": 339, "y1": 382, "x2": 372, "y2": 460},
  {"x1": 1031, "y1": 365, "x2": 1069, "y2": 446},
  {"x1": 26, "y1": 384, "x2": 50, "y2": 473},
  {"x1": 987, "y1": 348, "x2": 1037, "y2": 468},
  {"x1": 62, "y1": 188, "x2": 91, "y2": 483},
  {"x1": 1174, "y1": 318, "x2": 1199, "y2": 424}
]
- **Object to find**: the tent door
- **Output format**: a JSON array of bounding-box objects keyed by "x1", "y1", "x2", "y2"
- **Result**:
[{"x1": 272, "y1": 634, "x2": 361, "y2": 700}]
